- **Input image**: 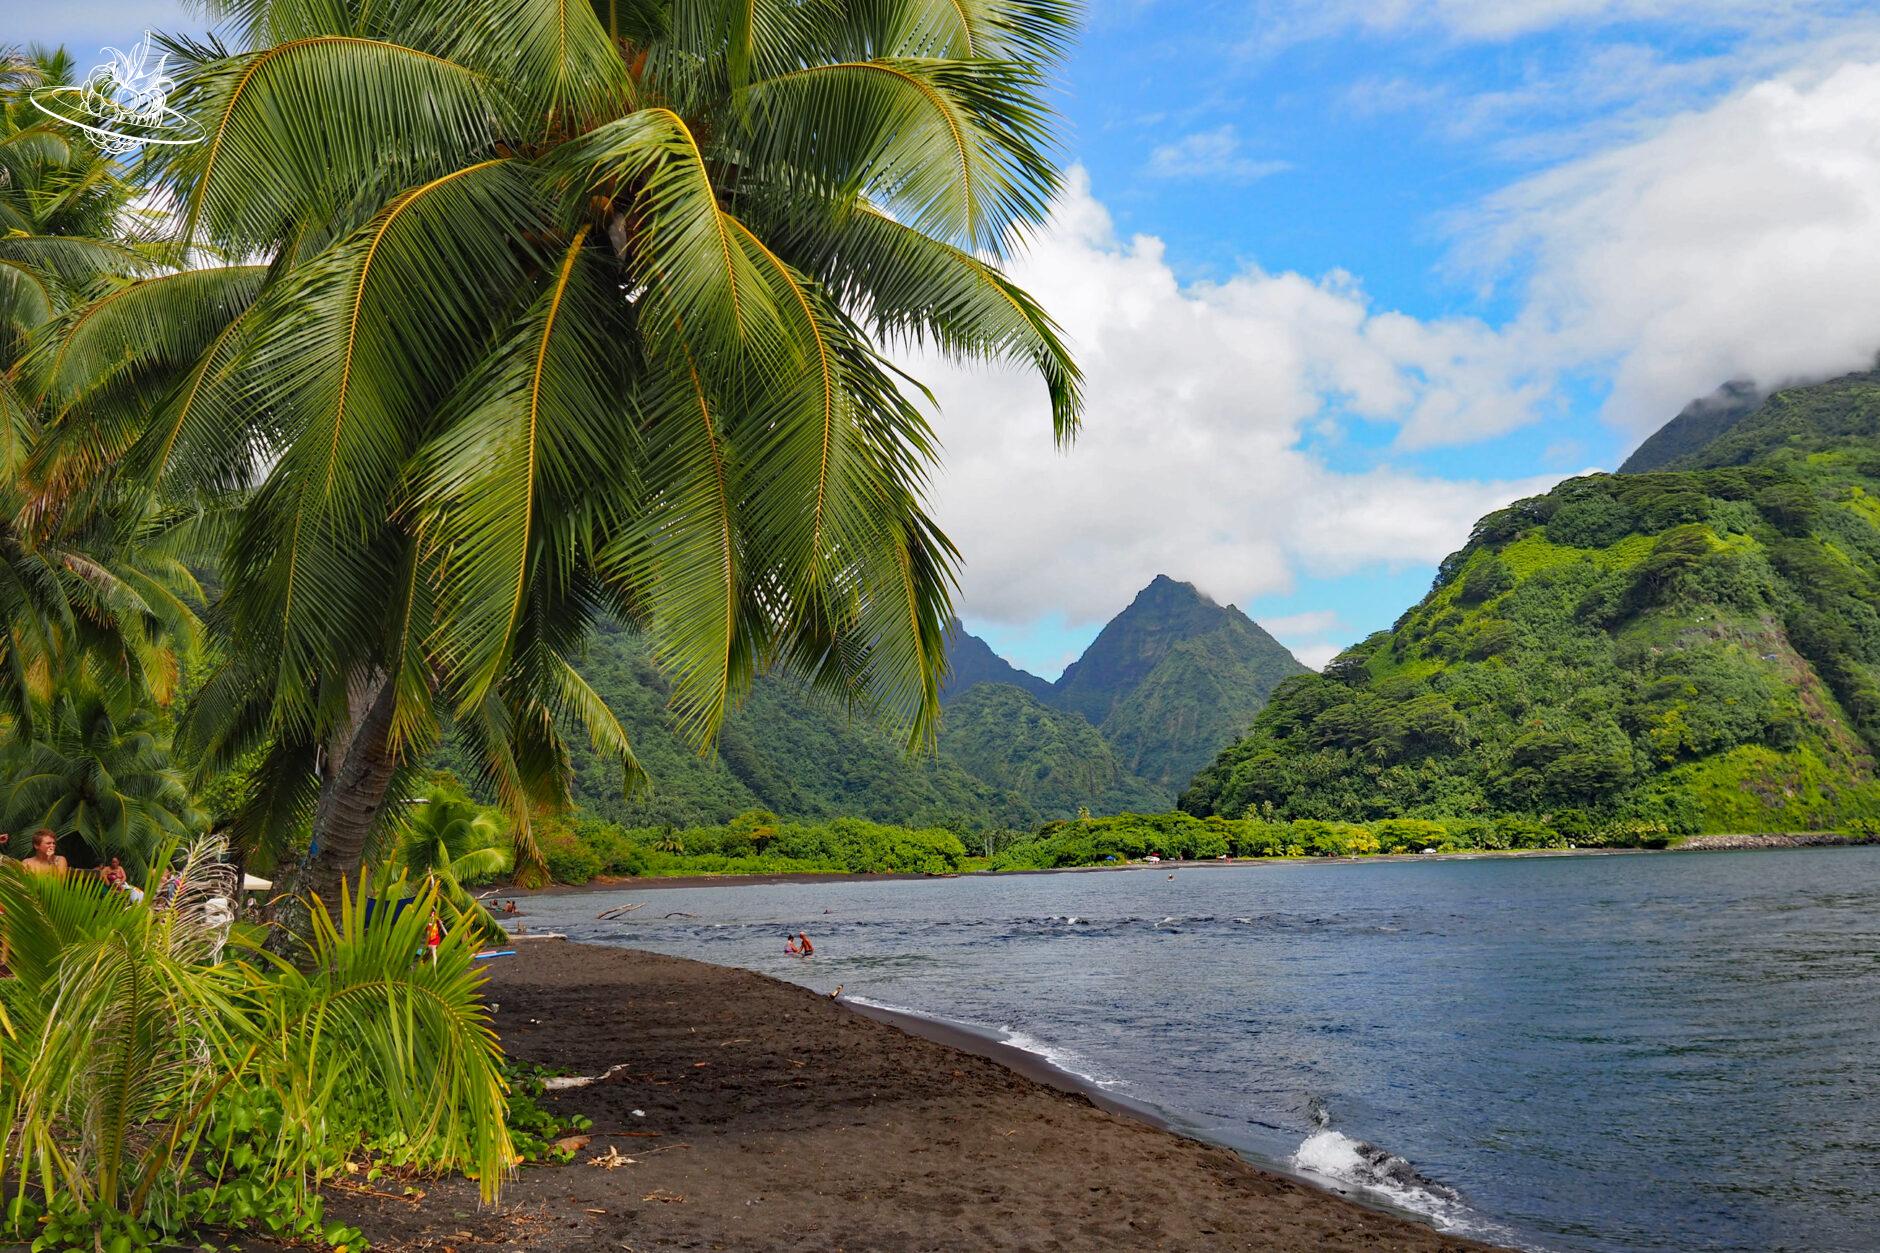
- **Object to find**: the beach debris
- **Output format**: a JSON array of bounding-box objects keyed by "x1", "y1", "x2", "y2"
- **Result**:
[
  {"x1": 597, "y1": 903, "x2": 644, "y2": 920},
  {"x1": 641, "y1": 1189, "x2": 685, "y2": 1203},
  {"x1": 543, "y1": 1063, "x2": 631, "y2": 1090},
  {"x1": 588, "y1": 1147, "x2": 635, "y2": 1170},
  {"x1": 554, "y1": 1135, "x2": 591, "y2": 1154},
  {"x1": 664, "y1": 911, "x2": 697, "y2": 919},
  {"x1": 631, "y1": 1109, "x2": 646, "y2": 1117}
]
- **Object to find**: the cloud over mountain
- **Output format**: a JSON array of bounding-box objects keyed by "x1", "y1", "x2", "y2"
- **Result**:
[{"x1": 912, "y1": 170, "x2": 1559, "y2": 630}]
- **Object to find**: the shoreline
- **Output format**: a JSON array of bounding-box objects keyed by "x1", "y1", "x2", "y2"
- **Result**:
[
  {"x1": 300, "y1": 940, "x2": 1503, "y2": 1251},
  {"x1": 839, "y1": 993, "x2": 1487, "y2": 1236},
  {"x1": 495, "y1": 833, "x2": 1874, "y2": 897}
]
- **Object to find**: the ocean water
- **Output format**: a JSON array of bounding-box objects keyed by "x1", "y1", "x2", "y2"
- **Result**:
[{"x1": 510, "y1": 848, "x2": 1880, "y2": 1251}]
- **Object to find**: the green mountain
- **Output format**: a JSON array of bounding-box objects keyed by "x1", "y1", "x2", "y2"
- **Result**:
[
  {"x1": 1617, "y1": 379, "x2": 1762, "y2": 473},
  {"x1": 1051, "y1": 575, "x2": 1310, "y2": 787},
  {"x1": 939, "y1": 620, "x2": 1053, "y2": 702},
  {"x1": 935, "y1": 683, "x2": 1167, "y2": 818},
  {"x1": 516, "y1": 576, "x2": 1304, "y2": 830},
  {"x1": 542, "y1": 625, "x2": 1014, "y2": 829},
  {"x1": 1182, "y1": 371, "x2": 1880, "y2": 837}
]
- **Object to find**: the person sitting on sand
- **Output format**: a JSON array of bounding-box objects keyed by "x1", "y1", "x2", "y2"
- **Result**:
[
  {"x1": 100, "y1": 857, "x2": 127, "y2": 890},
  {"x1": 21, "y1": 829, "x2": 66, "y2": 875}
]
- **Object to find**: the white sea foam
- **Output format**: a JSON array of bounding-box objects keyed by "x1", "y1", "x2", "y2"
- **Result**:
[
  {"x1": 1000, "y1": 1028, "x2": 1117, "y2": 1086},
  {"x1": 1289, "y1": 1108, "x2": 1485, "y2": 1237},
  {"x1": 844, "y1": 996, "x2": 1121, "y2": 1091}
]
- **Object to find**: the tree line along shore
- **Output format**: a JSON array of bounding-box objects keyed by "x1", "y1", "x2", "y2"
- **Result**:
[{"x1": 447, "y1": 788, "x2": 1880, "y2": 889}]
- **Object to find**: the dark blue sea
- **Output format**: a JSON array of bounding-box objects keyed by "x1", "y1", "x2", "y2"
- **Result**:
[{"x1": 511, "y1": 848, "x2": 1880, "y2": 1251}]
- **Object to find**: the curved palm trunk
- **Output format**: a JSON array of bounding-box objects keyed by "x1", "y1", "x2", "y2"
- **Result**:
[{"x1": 303, "y1": 670, "x2": 400, "y2": 910}]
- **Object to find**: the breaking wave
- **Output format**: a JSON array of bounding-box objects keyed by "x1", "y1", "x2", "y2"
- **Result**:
[{"x1": 1290, "y1": 1100, "x2": 1484, "y2": 1236}]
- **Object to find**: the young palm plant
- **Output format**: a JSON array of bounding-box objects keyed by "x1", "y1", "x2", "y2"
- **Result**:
[
  {"x1": 0, "y1": 839, "x2": 253, "y2": 1234},
  {"x1": 41, "y1": 0, "x2": 1083, "y2": 908},
  {"x1": 0, "y1": 839, "x2": 511, "y2": 1243},
  {"x1": 384, "y1": 786, "x2": 512, "y2": 930}
]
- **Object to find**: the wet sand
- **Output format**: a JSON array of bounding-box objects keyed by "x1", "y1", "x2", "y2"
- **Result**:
[{"x1": 306, "y1": 941, "x2": 1499, "y2": 1251}]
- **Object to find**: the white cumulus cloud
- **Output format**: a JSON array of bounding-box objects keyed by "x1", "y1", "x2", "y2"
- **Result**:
[
  {"x1": 912, "y1": 170, "x2": 1559, "y2": 632},
  {"x1": 1475, "y1": 59, "x2": 1880, "y2": 433}
]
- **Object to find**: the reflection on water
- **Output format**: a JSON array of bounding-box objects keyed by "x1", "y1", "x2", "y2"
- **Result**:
[{"x1": 513, "y1": 848, "x2": 1880, "y2": 1252}]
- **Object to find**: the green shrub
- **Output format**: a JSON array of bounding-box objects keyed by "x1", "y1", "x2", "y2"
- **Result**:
[
  {"x1": 1373, "y1": 818, "x2": 1450, "y2": 853},
  {"x1": 539, "y1": 824, "x2": 601, "y2": 884}
]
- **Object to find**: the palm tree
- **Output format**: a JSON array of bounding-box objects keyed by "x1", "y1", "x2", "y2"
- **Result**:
[
  {"x1": 0, "y1": 680, "x2": 203, "y2": 870},
  {"x1": 0, "y1": 50, "x2": 208, "y2": 736},
  {"x1": 43, "y1": 0, "x2": 1083, "y2": 907},
  {"x1": 393, "y1": 790, "x2": 510, "y2": 885},
  {"x1": 386, "y1": 786, "x2": 513, "y2": 935}
]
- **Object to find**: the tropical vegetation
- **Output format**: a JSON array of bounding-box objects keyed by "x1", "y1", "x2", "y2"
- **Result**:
[
  {"x1": 0, "y1": 842, "x2": 516, "y2": 1249},
  {"x1": 1182, "y1": 371, "x2": 1880, "y2": 838},
  {"x1": 76, "y1": 0, "x2": 1082, "y2": 909},
  {"x1": 0, "y1": 0, "x2": 1084, "y2": 1243},
  {"x1": 504, "y1": 577, "x2": 1301, "y2": 837}
]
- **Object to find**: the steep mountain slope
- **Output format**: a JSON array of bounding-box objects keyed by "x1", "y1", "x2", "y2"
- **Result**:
[
  {"x1": 936, "y1": 684, "x2": 1167, "y2": 819},
  {"x1": 532, "y1": 625, "x2": 1162, "y2": 831},
  {"x1": 1618, "y1": 379, "x2": 1762, "y2": 473},
  {"x1": 544, "y1": 626, "x2": 1014, "y2": 829},
  {"x1": 1051, "y1": 576, "x2": 1309, "y2": 786},
  {"x1": 1183, "y1": 372, "x2": 1880, "y2": 836},
  {"x1": 1055, "y1": 576, "x2": 1237, "y2": 722},
  {"x1": 503, "y1": 579, "x2": 1305, "y2": 830},
  {"x1": 939, "y1": 620, "x2": 1053, "y2": 702}
]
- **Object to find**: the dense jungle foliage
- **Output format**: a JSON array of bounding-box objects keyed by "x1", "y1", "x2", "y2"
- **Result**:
[
  {"x1": 455, "y1": 576, "x2": 1300, "y2": 834},
  {"x1": 1182, "y1": 372, "x2": 1880, "y2": 837},
  {"x1": 533, "y1": 809, "x2": 974, "y2": 882}
]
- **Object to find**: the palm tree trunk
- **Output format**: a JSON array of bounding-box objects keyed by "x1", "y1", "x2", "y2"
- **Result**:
[{"x1": 302, "y1": 670, "x2": 400, "y2": 910}]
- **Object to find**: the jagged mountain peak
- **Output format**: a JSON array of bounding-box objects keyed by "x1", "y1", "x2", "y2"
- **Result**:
[
  {"x1": 939, "y1": 619, "x2": 1053, "y2": 704},
  {"x1": 1053, "y1": 575, "x2": 1272, "y2": 725}
]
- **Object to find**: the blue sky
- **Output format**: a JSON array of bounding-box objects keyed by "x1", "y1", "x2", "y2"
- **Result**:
[{"x1": 23, "y1": 1, "x2": 1880, "y2": 675}]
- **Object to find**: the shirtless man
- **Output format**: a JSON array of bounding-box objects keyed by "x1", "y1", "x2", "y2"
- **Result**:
[{"x1": 21, "y1": 829, "x2": 66, "y2": 875}]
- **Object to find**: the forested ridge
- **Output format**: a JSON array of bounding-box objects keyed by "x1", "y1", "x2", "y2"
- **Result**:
[
  {"x1": 499, "y1": 577, "x2": 1305, "y2": 832},
  {"x1": 1182, "y1": 371, "x2": 1880, "y2": 837}
]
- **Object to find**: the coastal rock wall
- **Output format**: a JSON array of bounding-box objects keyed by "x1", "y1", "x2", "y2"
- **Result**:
[{"x1": 1674, "y1": 832, "x2": 1880, "y2": 850}]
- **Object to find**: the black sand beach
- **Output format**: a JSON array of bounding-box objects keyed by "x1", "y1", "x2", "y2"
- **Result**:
[{"x1": 300, "y1": 941, "x2": 1498, "y2": 1251}]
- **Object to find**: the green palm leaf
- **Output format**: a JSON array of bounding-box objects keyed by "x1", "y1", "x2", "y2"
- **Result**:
[
  {"x1": 165, "y1": 35, "x2": 503, "y2": 248},
  {"x1": 737, "y1": 55, "x2": 1061, "y2": 252}
]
